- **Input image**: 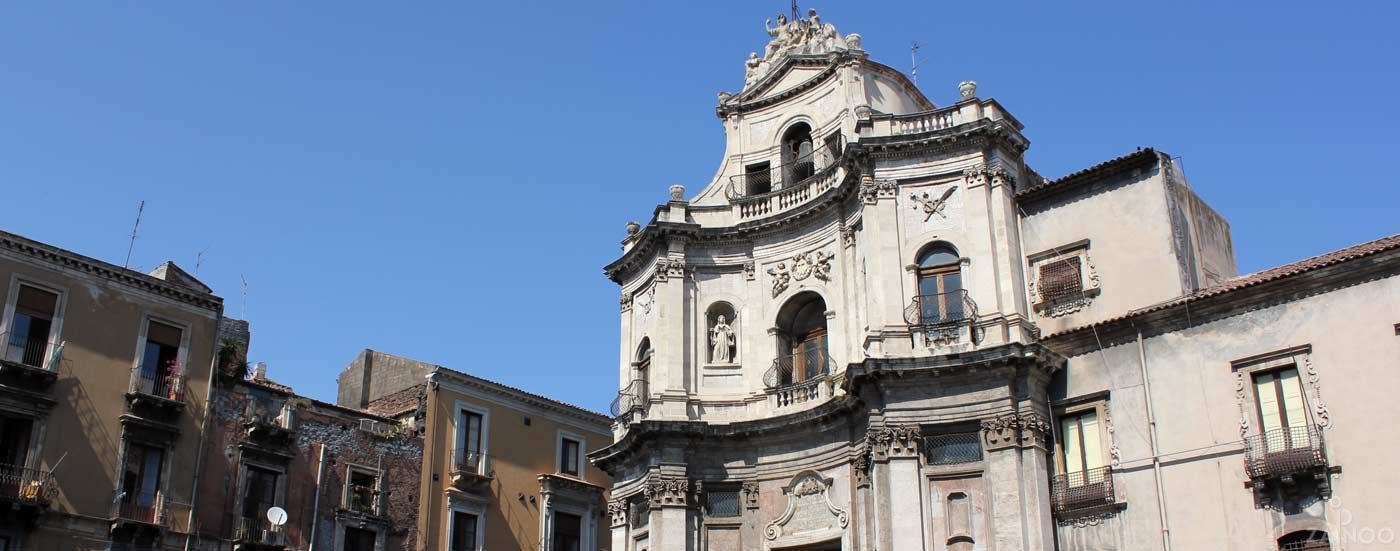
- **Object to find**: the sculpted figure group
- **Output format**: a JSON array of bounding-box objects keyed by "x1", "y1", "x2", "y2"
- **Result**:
[{"x1": 740, "y1": 8, "x2": 862, "y2": 88}]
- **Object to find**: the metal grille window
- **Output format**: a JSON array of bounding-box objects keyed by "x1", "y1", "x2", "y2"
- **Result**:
[
  {"x1": 924, "y1": 432, "x2": 983, "y2": 465},
  {"x1": 1038, "y1": 258, "x2": 1083, "y2": 304},
  {"x1": 706, "y1": 490, "x2": 740, "y2": 518}
]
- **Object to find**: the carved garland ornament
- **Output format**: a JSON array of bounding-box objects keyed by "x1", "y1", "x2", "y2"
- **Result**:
[{"x1": 980, "y1": 412, "x2": 1050, "y2": 450}]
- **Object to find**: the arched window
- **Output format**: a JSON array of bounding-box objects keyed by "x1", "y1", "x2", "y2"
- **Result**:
[
  {"x1": 770, "y1": 292, "x2": 828, "y2": 387},
  {"x1": 1278, "y1": 531, "x2": 1329, "y2": 550},
  {"x1": 916, "y1": 244, "x2": 964, "y2": 324},
  {"x1": 706, "y1": 303, "x2": 738, "y2": 364},
  {"x1": 781, "y1": 123, "x2": 815, "y2": 185},
  {"x1": 634, "y1": 338, "x2": 652, "y2": 385}
]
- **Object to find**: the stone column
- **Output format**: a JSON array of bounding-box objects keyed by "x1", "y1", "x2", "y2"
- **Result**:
[
  {"x1": 609, "y1": 500, "x2": 629, "y2": 551},
  {"x1": 870, "y1": 425, "x2": 926, "y2": 551},
  {"x1": 646, "y1": 475, "x2": 691, "y2": 551},
  {"x1": 852, "y1": 454, "x2": 874, "y2": 551},
  {"x1": 980, "y1": 413, "x2": 1053, "y2": 551},
  {"x1": 986, "y1": 166, "x2": 1034, "y2": 343}
]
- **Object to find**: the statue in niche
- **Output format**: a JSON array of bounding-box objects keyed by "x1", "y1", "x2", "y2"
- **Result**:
[{"x1": 710, "y1": 315, "x2": 736, "y2": 363}]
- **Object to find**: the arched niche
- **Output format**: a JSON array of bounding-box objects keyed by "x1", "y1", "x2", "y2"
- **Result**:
[{"x1": 705, "y1": 302, "x2": 738, "y2": 364}]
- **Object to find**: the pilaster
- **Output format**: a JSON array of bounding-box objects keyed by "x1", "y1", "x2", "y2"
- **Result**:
[
  {"x1": 868, "y1": 425, "x2": 925, "y2": 551},
  {"x1": 608, "y1": 499, "x2": 629, "y2": 551},
  {"x1": 857, "y1": 176, "x2": 905, "y2": 346},
  {"x1": 980, "y1": 412, "x2": 1051, "y2": 551},
  {"x1": 645, "y1": 475, "x2": 691, "y2": 551}
]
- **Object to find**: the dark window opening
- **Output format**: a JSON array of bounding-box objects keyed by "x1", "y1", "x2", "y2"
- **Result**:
[
  {"x1": 347, "y1": 470, "x2": 378, "y2": 514},
  {"x1": 552, "y1": 511, "x2": 582, "y2": 551},
  {"x1": 925, "y1": 432, "x2": 983, "y2": 465},
  {"x1": 1278, "y1": 530, "x2": 1330, "y2": 551},
  {"x1": 5, "y1": 285, "x2": 58, "y2": 368},
  {"x1": 242, "y1": 465, "x2": 280, "y2": 520},
  {"x1": 744, "y1": 162, "x2": 772, "y2": 196},
  {"x1": 1038, "y1": 258, "x2": 1083, "y2": 305},
  {"x1": 458, "y1": 410, "x2": 484, "y2": 473},
  {"x1": 137, "y1": 321, "x2": 182, "y2": 399},
  {"x1": 706, "y1": 489, "x2": 741, "y2": 517},
  {"x1": 559, "y1": 438, "x2": 581, "y2": 476},
  {"x1": 451, "y1": 511, "x2": 479, "y2": 551},
  {"x1": 344, "y1": 527, "x2": 376, "y2": 551},
  {"x1": 781, "y1": 123, "x2": 815, "y2": 184},
  {"x1": 119, "y1": 443, "x2": 165, "y2": 522}
]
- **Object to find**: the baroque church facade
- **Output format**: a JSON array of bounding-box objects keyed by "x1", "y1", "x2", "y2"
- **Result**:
[{"x1": 591, "y1": 9, "x2": 1399, "y2": 551}]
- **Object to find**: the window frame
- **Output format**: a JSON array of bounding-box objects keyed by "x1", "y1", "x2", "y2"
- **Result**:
[
  {"x1": 447, "y1": 495, "x2": 487, "y2": 551},
  {"x1": 1230, "y1": 345, "x2": 1322, "y2": 440},
  {"x1": 130, "y1": 314, "x2": 192, "y2": 396},
  {"x1": 556, "y1": 430, "x2": 586, "y2": 479},
  {"x1": 454, "y1": 401, "x2": 491, "y2": 474},
  {"x1": 1027, "y1": 240, "x2": 1100, "y2": 316},
  {"x1": 343, "y1": 463, "x2": 381, "y2": 515},
  {"x1": 1051, "y1": 393, "x2": 1113, "y2": 479},
  {"x1": 0, "y1": 276, "x2": 68, "y2": 371}
]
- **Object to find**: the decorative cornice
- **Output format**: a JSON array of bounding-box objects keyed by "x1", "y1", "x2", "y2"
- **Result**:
[
  {"x1": 0, "y1": 231, "x2": 223, "y2": 312},
  {"x1": 431, "y1": 368, "x2": 612, "y2": 428}
]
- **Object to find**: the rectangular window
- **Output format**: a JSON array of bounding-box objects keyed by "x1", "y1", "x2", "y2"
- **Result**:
[
  {"x1": 559, "y1": 437, "x2": 581, "y2": 476},
  {"x1": 4, "y1": 284, "x2": 58, "y2": 368},
  {"x1": 451, "y1": 511, "x2": 479, "y2": 551},
  {"x1": 242, "y1": 465, "x2": 280, "y2": 520},
  {"x1": 706, "y1": 490, "x2": 740, "y2": 518},
  {"x1": 1060, "y1": 410, "x2": 1104, "y2": 485},
  {"x1": 137, "y1": 320, "x2": 182, "y2": 398},
  {"x1": 925, "y1": 432, "x2": 983, "y2": 465},
  {"x1": 459, "y1": 410, "x2": 484, "y2": 473},
  {"x1": 1038, "y1": 257, "x2": 1083, "y2": 305},
  {"x1": 344, "y1": 527, "x2": 376, "y2": 551},
  {"x1": 345, "y1": 468, "x2": 378, "y2": 514},
  {"x1": 744, "y1": 162, "x2": 772, "y2": 196},
  {"x1": 552, "y1": 511, "x2": 582, "y2": 551},
  {"x1": 120, "y1": 442, "x2": 165, "y2": 522},
  {"x1": 1253, "y1": 367, "x2": 1311, "y2": 451}
]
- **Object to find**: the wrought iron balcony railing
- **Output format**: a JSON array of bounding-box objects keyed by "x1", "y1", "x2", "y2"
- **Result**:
[
  {"x1": 452, "y1": 449, "x2": 492, "y2": 476},
  {"x1": 610, "y1": 379, "x2": 649, "y2": 419},
  {"x1": 113, "y1": 490, "x2": 191, "y2": 531},
  {"x1": 0, "y1": 464, "x2": 55, "y2": 504},
  {"x1": 128, "y1": 364, "x2": 186, "y2": 402},
  {"x1": 233, "y1": 515, "x2": 286, "y2": 545},
  {"x1": 1051, "y1": 466, "x2": 1115, "y2": 516},
  {"x1": 903, "y1": 290, "x2": 978, "y2": 329},
  {"x1": 763, "y1": 349, "x2": 834, "y2": 390},
  {"x1": 725, "y1": 137, "x2": 843, "y2": 202},
  {"x1": 0, "y1": 331, "x2": 61, "y2": 371},
  {"x1": 1244, "y1": 425, "x2": 1327, "y2": 480}
]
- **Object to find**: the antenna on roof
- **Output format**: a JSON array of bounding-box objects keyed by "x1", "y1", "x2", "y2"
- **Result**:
[
  {"x1": 240, "y1": 274, "x2": 249, "y2": 319},
  {"x1": 195, "y1": 246, "x2": 210, "y2": 275},
  {"x1": 910, "y1": 41, "x2": 924, "y2": 85},
  {"x1": 123, "y1": 200, "x2": 145, "y2": 269}
]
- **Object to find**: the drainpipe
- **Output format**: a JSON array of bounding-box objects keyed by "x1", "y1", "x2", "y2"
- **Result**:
[
  {"x1": 1137, "y1": 327, "x2": 1172, "y2": 550},
  {"x1": 185, "y1": 310, "x2": 224, "y2": 551},
  {"x1": 309, "y1": 443, "x2": 328, "y2": 550}
]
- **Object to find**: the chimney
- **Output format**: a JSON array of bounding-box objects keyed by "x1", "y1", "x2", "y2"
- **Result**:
[{"x1": 253, "y1": 362, "x2": 268, "y2": 381}]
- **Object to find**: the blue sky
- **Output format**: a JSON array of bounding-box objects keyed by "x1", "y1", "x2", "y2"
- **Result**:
[{"x1": 2, "y1": 1, "x2": 1396, "y2": 411}]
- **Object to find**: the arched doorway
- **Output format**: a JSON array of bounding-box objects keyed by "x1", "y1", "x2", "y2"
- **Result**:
[{"x1": 769, "y1": 292, "x2": 829, "y2": 387}]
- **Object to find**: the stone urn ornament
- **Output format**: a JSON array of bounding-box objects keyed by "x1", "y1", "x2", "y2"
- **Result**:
[
  {"x1": 669, "y1": 184, "x2": 686, "y2": 202},
  {"x1": 959, "y1": 80, "x2": 978, "y2": 99}
]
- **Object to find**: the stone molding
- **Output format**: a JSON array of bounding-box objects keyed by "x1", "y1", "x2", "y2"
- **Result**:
[
  {"x1": 0, "y1": 231, "x2": 222, "y2": 311},
  {"x1": 654, "y1": 257, "x2": 686, "y2": 282},
  {"x1": 764, "y1": 470, "x2": 850, "y2": 542},
  {"x1": 980, "y1": 412, "x2": 1050, "y2": 451}
]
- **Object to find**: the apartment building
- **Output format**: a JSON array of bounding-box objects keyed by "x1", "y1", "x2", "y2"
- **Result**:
[
  {"x1": 0, "y1": 230, "x2": 221, "y2": 550},
  {"x1": 338, "y1": 351, "x2": 613, "y2": 551}
]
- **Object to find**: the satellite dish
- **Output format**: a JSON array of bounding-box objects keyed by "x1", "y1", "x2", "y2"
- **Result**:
[{"x1": 267, "y1": 506, "x2": 288, "y2": 527}]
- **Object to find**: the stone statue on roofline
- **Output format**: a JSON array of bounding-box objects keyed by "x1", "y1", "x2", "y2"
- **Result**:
[{"x1": 746, "y1": 8, "x2": 855, "y2": 88}]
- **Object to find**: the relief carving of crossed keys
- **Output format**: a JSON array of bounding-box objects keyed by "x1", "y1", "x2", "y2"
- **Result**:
[{"x1": 910, "y1": 186, "x2": 957, "y2": 221}]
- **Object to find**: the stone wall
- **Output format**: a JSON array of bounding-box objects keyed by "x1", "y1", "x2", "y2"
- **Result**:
[{"x1": 336, "y1": 349, "x2": 435, "y2": 409}]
